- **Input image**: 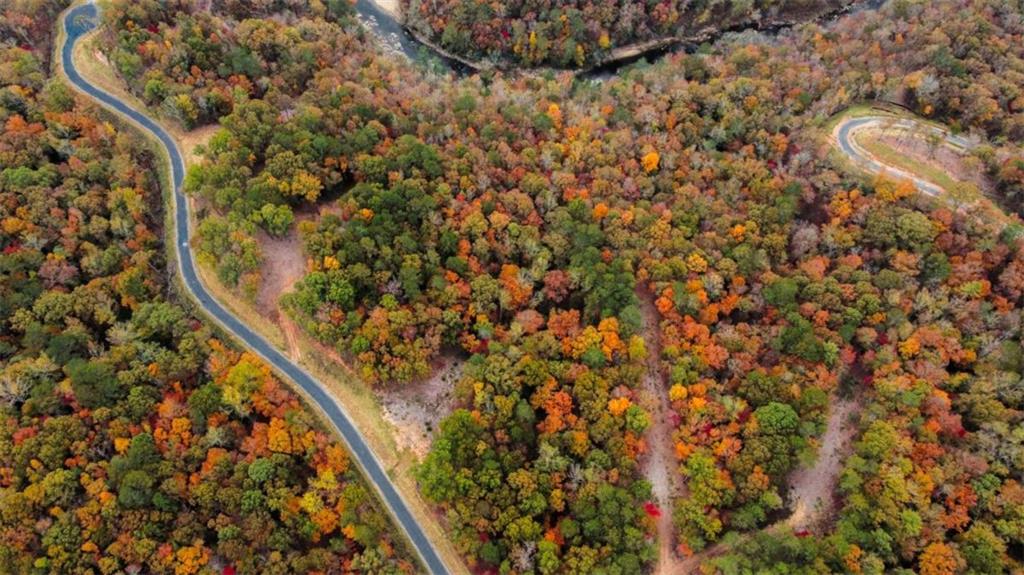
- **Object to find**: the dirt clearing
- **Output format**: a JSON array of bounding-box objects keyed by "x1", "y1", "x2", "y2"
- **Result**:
[
  {"x1": 255, "y1": 227, "x2": 307, "y2": 318},
  {"x1": 179, "y1": 124, "x2": 220, "y2": 167},
  {"x1": 379, "y1": 353, "x2": 462, "y2": 460},
  {"x1": 254, "y1": 202, "x2": 346, "y2": 320},
  {"x1": 786, "y1": 397, "x2": 860, "y2": 530}
]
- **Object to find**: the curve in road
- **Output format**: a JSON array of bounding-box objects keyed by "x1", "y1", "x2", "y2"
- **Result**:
[
  {"x1": 61, "y1": 4, "x2": 450, "y2": 574},
  {"x1": 834, "y1": 115, "x2": 970, "y2": 197}
]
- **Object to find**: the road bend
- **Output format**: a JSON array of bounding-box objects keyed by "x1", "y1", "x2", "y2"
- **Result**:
[
  {"x1": 833, "y1": 115, "x2": 967, "y2": 197},
  {"x1": 61, "y1": 4, "x2": 450, "y2": 573}
]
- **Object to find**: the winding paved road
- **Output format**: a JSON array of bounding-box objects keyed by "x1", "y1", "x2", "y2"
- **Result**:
[
  {"x1": 61, "y1": 4, "x2": 450, "y2": 574},
  {"x1": 834, "y1": 115, "x2": 972, "y2": 197}
]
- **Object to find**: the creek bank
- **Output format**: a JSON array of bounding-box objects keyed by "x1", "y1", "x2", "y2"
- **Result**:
[{"x1": 377, "y1": 0, "x2": 885, "y2": 78}]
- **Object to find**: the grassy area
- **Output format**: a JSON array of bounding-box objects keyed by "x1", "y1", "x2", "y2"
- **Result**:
[
  {"x1": 825, "y1": 105, "x2": 1019, "y2": 235},
  {"x1": 824, "y1": 101, "x2": 963, "y2": 134},
  {"x1": 819, "y1": 103, "x2": 891, "y2": 131},
  {"x1": 855, "y1": 133, "x2": 964, "y2": 194},
  {"x1": 56, "y1": 7, "x2": 469, "y2": 573},
  {"x1": 823, "y1": 102, "x2": 968, "y2": 197}
]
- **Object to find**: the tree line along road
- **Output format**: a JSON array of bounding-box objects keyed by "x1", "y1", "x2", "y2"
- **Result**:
[{"x1": 60, "y1": 3, "x2": 451, "y2": 574}]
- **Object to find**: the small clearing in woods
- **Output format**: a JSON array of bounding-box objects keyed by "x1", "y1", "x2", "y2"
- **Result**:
[
  {"x1": 253, "y1": 204, "x2": 342, "y2": 358},
  {"x1": 637, "y1": 290, "x2": 685, "y2": 575},
  {"x1": 255, "y1": 226, "x2": 306, "y2": 318},
  {"x1": 379, "y1": 354, "x2": 462, "y2": 460},
  {"x1": 678, "y1": 396, "x2": 862, "y2": 572},
  {"x1": 254, "y1": 203, "x2": 344, "y2": 319},
  {"x1": 179, "y1": 125, "x2": 220, "y2": 168},
  {"x1": 786, "y1": 397, "x2": 860, "y2": 530}
]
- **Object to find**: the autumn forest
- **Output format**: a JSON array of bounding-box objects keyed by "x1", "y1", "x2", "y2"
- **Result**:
[{"x1": 2, "y1": 0, "x2": 1024, "y2": 574}]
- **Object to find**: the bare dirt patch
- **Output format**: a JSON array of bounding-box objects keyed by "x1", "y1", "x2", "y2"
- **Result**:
[
  {"x1": 786, "y1": 397, "x2": 860, "y2": 531},
  {"x1": 636, "y1": 290, "x2": 686, "y2": 575},
  {"x1": 253, "y1": 204, "x2": 339, "y2": 358},
  {"x1": 254, "y1": 202, "x2": 345, "y2": 320},
  {"x1": 379, "y1": 353, "x2": 462, "y2": 460},
  {"x1": 255, "y1": 226, "x2": 307, "y2": 318},
  {"x1": 278, "y1": 311, "x2": 303, "y2": 362},
  {"x1": 179, "y1": 124, "x2": 220, "y2": 167}
]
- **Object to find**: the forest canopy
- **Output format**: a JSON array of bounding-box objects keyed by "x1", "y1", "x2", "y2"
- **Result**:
[
  {"x1": 90, "y1": 0, "x2": 1024, "y2": 571},
  {"x1": 2, "y1": 0, "x2": 1024, "y2": 573},
  {"x1": 0, "y1": 3, "x2": 413, "y2": 573}
]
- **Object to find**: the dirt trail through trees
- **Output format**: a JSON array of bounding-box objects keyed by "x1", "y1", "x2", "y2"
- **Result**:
[
  {"x1": 786, "y1": 397, "x2": 859, "y2": 530},
  {"x1": 637, "y1": 290, "x2": 686, "y2": 575},
  {"x1": 279, "y1": 312, "x2": 303, "y2": 362},
  {"x1": 677, "y1": 394, "x2": 861, "y2": 572}
]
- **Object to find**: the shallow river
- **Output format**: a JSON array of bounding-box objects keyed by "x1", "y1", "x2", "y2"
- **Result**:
[{"x1": 352, "y1": 0, "x2": 888, "y2": 78}]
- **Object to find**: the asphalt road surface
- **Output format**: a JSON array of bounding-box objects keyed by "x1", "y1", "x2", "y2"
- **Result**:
[
  {"x1": 834, "y1": 115, "x2": 970, "y2": 197},
  {"x1": 61, "y1": 4, "x2": 450, "y2": 573}
]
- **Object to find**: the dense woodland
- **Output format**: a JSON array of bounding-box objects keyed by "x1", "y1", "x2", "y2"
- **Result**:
[
  {"x1": 400, "y1": 0, "x2": 849, "y2": 68},
  {"x1": 100, "y1": 0, "x2": 1024, "y2": 571},
  {"x1": 1, "y1": 0, "x2": 1023, "y2": 573},
  {"x1": 0, "y1": 3, "x2": 413, "y2": 573}
]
